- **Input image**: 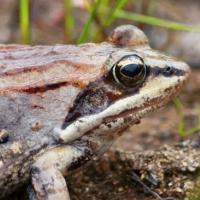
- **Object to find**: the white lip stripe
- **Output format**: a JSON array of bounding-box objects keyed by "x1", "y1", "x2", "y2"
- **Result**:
[{"x1": 54, "y1": 75, "x2": 184, "y2": 144}]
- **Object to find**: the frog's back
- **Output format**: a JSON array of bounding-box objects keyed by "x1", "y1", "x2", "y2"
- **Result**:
[
  {"x1": 0, "y1": 42, "x2": 118, "y2": 140},
  {"x1": 0, "y1": 43, "x2": 117, "y2": 91}
]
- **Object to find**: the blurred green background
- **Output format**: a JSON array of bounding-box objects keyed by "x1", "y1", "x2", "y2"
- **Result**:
[{"x1": 1, "y1": 0, "x2": 200, "y2": 66}]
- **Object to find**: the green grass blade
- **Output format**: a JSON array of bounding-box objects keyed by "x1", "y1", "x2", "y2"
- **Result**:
[
  {"x1": 64, "y1": 0, "x2": 74, "y2": 43},
  {"x1": 187, "y1": 105, "x2": 200, "y2": 136},
  {"x1": 19, "y1": 0, "x2": 30, "y2": 44},
  {"x1": 103, "y1": 0, "x2": 128, "y2": 27},
  {"x1": 174, "y1": 99, "x2": 200, "y2": 137},
  {"x1": 77, "y1": 0, "x2": 102, "y2": 44},
  {"x1": 92, "y1": 0, "x2": 127, "y2": 41},
  {"x1": 173, "y1": 98, "x2": 186, "y2": 138},
  {"x1": 114, "y1": 9, "x2": 200, "y2": 32}
]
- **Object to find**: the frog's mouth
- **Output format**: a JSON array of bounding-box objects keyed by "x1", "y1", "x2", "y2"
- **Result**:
[{"x1": 55, "y1": 60, "x2": 189, "y2": 144}]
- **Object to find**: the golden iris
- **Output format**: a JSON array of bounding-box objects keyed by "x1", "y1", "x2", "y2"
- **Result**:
[{"x1": 111, "y1": 54, "x2": 147, "y2": 87}]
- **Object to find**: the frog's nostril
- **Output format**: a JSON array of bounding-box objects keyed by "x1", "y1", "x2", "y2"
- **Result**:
[{"x1": 163, "y1": 66, "x2": 174, "y2": 76}]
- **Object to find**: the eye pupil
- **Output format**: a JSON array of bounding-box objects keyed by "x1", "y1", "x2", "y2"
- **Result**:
[
  {"x1": 121, "y1": 64, "x2": 142, "y2": 77},
  {"x1": 111, "y1": 54, "x2": 147, "y2": 88}
]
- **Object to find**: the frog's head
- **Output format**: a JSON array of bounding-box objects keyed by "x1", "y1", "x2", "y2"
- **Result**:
[{"x1": 57, "y1": 25, "x2": 190, "y2": 143}]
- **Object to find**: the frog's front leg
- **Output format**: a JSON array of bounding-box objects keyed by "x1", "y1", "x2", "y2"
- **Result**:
[
  {"x1": 31, "y1": 165, "x2": 70, "y2": 200},
  {"x1": 30, "y1": 145, "x2": 89, "y2": 200}
]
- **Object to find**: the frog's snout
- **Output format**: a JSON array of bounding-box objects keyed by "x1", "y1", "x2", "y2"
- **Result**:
[{"x1": 176, "y1": 61, "x2": 191, "y2": 83}]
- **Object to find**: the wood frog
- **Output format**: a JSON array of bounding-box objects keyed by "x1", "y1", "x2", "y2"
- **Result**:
[{"x1": 0, "y1": 25, "x2": 190, "y2": 200}]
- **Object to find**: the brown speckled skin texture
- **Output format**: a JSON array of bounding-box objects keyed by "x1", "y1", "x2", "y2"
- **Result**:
[
  {"x1": 0, "y1": 41, "x2": 130, "y2": 197},
  {"x1": 0, "y1": 43, "x2": 118, "y2": 91},
  {"x1": 0, "y1": 86, "x2": 79, "y2": 196}
]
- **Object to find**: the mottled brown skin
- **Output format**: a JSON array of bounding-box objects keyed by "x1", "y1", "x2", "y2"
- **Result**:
[
  {"x1": 0, "y1": 44, "x2": 113, "y2": 197},
  {"x1": 0, "y1": 86, "x2": 78, "y2": 196},
  {"x1": 0, "y1": 27, "x2": 142, "y2": 198},
  {"x1": 0, "y1": 25, "x2": 189, "y2": 200}
]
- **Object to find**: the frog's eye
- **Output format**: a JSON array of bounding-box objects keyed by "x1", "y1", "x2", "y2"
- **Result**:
[{"x1": 111, "y1": 54, "x2": 147, "y2": 88}]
